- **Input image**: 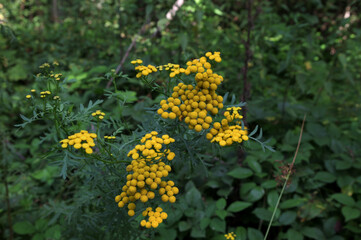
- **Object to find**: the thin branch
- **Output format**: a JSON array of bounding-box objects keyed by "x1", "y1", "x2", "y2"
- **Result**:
[
  {"x1": 241, "y1": 0, "x2": 253, "y2": 124},
  {"x1": 264, "y1": 114, "x2": 307, "y2": 240},
  {"x1": 106, "y1": 0, "x2": 185, "y2": 89}
]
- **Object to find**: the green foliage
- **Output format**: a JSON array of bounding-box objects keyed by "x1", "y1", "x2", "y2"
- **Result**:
[{"x1": 1, "y1": 0, "x2": 361, "y2": 240}]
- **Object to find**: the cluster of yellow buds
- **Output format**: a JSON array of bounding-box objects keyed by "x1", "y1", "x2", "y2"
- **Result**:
[
  {"x1": 40, "y1": 91, "x2": 51, "y2": 98},
  {"x1": 114, "y1": 131, "x2": 178, "y2": 227},
  {"x1": 52, "y1": 61, "x2": 59, "y2": 66},
  {"x1": 156, "y1": 63, "x2": 186, "y2": 78},
  {"x1": 104, "y1": 136, "x2": 116, "y2": 140},
  {"x1": 157, "y1": 52, "x2": 224, "y2": 132},
  {"x1": 26, "y1": 89, "x2": 37, "y2": 99},
  {"x1": 50, "y1": 73, "x2": 62, "y2": 81},
  {"x1": 91, "y1": 110, "x2": 105, "y2": 120},
  {"x1": 140, "y1": 207, "x2": 168, "y2": 228},
  {"x1": 206, "y1": 51, "x2": 222, "y2": 62},
  {"x1": 224, "y1": 232, "x2": 236, "y2": 240},
  {"x1": 39, "y1": 63, "x2": 50, "y2": 68},
  {"x1": 131, "y1": 59, "x2": 158, "y2": 78},
  {"x1": 60, "y1": 130, "x2": 97, "y2": 154},
  {"x1": 53, "y1": 96, "x2": 61, "y2": 100},
  {"x1": 207, "y1": 107, "x2": 249, "y2": 146}
]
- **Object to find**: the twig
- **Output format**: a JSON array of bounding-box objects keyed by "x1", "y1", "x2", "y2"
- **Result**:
[
  {"x1": 106, "y1": 21, "x2": 149, "y2": 88},
  {"x1": 264, "y1": 114, "x2": 307, "y2": 240},
  {"x1": 106, "y1": 0, "x2": 185, "y2": 89},
  {"x1": 241, "y1": 0, "x2": 253, "y2": 124},
  {"x1": 2, "y1": 140, "x2": 14, "y2": 240}
]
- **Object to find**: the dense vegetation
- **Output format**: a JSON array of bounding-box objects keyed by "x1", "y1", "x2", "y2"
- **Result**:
[{"x1": 1, "y1": 1, "x2": 360, "y2": 240}]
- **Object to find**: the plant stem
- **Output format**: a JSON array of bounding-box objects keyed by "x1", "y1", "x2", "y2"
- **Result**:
[
  {"x1": 263, "y1": 114, "x2": 306, "y2": 240},
  {"x1": 264, "y1": 172, "x2": 290, "y2": 240}
]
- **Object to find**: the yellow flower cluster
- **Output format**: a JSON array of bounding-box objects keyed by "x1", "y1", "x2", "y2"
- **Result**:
[
  {"x1": 157, "y1": 52, "x2": 224, "y2": 132},
  {"x1": 91, "y1": 110, "x2": 105, "y2": 120},
  {"x1": 60, "y1": 130, "x2": 97, "y2": 154},
  {"x1": 53, "y1": 96, "x2": 60, "y2": 100},
  {"x1": 104, "y1": 136, "x2": 116, "y2": 140},
  {"x1": 140, "y1": 207, "x2": 168, "y2": 228},
  {"x1": 206, "y1": 107, "x2": 249, "y2": 146},
  {"x1": 26, "y1": 95, "x2": 32, "y2": 99},
  {"x1": 224, "y1": 232, "x2": 236, "y2": 240},
  {"x1": 158, "y1": 63, "x2": 186, "y2": 78},
  {"x1": 131, "y1": 59, "x2": 158, "y2": 78},
  {"x1": 50, "y1": 73, "x2": 62, "y2": 81},
  {"x1": 40, "y1": 91, "x2": 51, "y2": 98},
  {"x1": 39, "y1": 63, "x2": 50, "y2": 68},
  {"x1": 114, "y1": 131, "x2": 178, "y2": 227}
]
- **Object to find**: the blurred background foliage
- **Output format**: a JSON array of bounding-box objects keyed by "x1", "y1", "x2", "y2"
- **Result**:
[{"x1": 1, "y1": 0, "x2": 361, "y2": 239}]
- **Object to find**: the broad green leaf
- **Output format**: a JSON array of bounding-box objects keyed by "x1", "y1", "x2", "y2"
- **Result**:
[
  {"x1": 267, "y1": 190, "x2": 279, "y2": 208},
  {"x1": 279, "y1": 211, "x2": 297, "y2": 225},
  {"x1": 314, "y1": 171, "x2": 336, "y2": 183},
  {"x1": 245, "y1": 187, "x2": 265, "y2": 202},
  {"x1": 13, "y1": 221, "x2": 35, "y2": 235},
  {"x1": 227, "y1": 201, "x2": 252, "y2": 212},
  {"x1": 200, "y1": 218, "x2": 210, "y2": 230},
  {"x1": 235, "y1": 226, "x2": 247, "y2": 240},
  {"x1": 302, "y1": 227, "x2": 325, "y2": 240},
  {"x1": 186, "y1": 187, "x2": 202, "y2": 207},
  {"x1": 44, "y1": 225, "x2": 61, "y2": 239},
  {"x1": 248, "y1": 227, "x2": 264, "y2": 240},
  {"x1": 179, "y1": 221, "x2": 191, "y2": 232},
  {"x1": 253, "y1": 208, "x2": 272, "y2": 221},
  {"x1": 342, "y1": 206, "x2": 360, "y2": 222},
  {"x1": 210, "y1": 218, "x2": 226, "y2": 232},
  {"x1": 228, "y1": 167, "x2": 253, "y2": 179},
  {"x1": 246, "y1": 158, "x2": 262, "y2": 173},
  {"x1": 261, "y1": 180, "x2": 278, "y2": 189},
  {"x1": 287, "y1": 229, "x2": 303, "y2": 240},
  {"x1": 32, "y1": 233, "x2": 45, "y2": 240},
  {"x1": 331, "y1": 194, "x2": 355, "y2": 206},
  {"x1": 216, "y1": 198, "x2": 226, "y2": 210},
  {"x1": 215, "y1": 209, "x2": 228, "y2": 220},
  {"x1": 280, "y1": 198, "x2": 307, "y2": 209}
]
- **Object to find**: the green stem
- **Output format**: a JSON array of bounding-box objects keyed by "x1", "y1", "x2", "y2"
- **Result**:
[{"x1": 263, "y1": 172, "x2": 290, "y2": 240}]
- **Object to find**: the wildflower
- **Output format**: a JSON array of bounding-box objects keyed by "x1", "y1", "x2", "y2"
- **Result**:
[
  {"x1": 39, "y1": 63, "x2": 50, "y2": 68},
  {"x1": 53, "y1": 96, "x2": 60, "y2": 100},
  {"x1": 92, "y1": 110, "x2": 106, "y2": 120},
  {"x1": 207, "y1": 107, "x2": 249, "y2": 146},
  {"x1": 26, "y1": 95, "x2": 32, "y2": 99},
  {"x1": 104, "y1": 136, "x2": 116, "y2": 140},
  {"x1": 157, "y1": 52, "x2": 225, "y2": 132},
  {"x1": 140, "y1": 207, "x2": 168, "y2": 228},
  {"x1": 224, "y1": 232, "x2": 236, "y2": 240},
  {"x1": 40, "y1": 91, "x2": 51, "y2": 98},
  {"x1": 60, "y1": 130, "x2": 97, "y2": 154},
  {"x1": 115, "y1": 132, "x2": 178, "y2": 227},
  {"x1": 52, "y1": 61, "x2": 59, "y2": 66},
  {"x1": 31, "y1": 89, "x2": 36, "y2": 92}
]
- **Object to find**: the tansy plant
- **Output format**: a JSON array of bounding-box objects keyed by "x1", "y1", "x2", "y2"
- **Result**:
[{"x1": 18, "y1": 52, "x2": 273, "y2": 238}]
